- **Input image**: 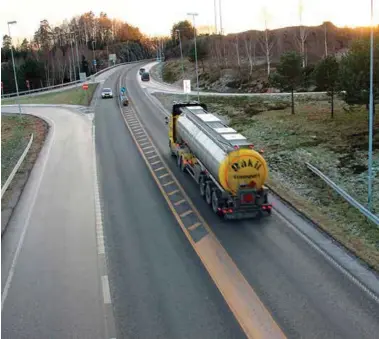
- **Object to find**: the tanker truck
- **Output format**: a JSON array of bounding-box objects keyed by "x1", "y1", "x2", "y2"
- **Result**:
[{"x1": 165, "y1": 102, "x2": 272, "y2": 220}]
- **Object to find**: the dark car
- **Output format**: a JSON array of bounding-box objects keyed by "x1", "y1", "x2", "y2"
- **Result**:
[
  {"x1": 139, "y1": 68, "x2": 145, "y2": 75},
  {"x1": 122, "y1": 96, "x2": 129, "y2": 106},
  {"x1": 141, "y1": 72, "x2": 150, "y2": 82}
]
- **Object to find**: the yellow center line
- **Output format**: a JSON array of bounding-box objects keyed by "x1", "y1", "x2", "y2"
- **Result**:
[
  {"x1": 117, "y1": 75, "x2": 286, "y2": 339},
  {"x1": 180, "y1": 210, "x2": 193, "y2": 218},
  {"x1": 168, "y1": 189, "x2": 180, "y2": 196},
  {"x1": 174, "y1": 199, "x2": 186, "y2": 206},
  {"x1": 162, "y1": 180, "x2": 174, "y2": 187},
  {"x1": 188, "y1": 222, "x2": 202, "y2": 231}
]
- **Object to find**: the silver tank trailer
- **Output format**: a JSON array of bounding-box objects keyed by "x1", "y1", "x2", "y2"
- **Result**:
[{"x1": 176, "y1": 114, "x2": 231, "y2": 182}]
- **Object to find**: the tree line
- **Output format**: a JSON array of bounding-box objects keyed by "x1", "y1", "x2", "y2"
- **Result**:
[
  {"x1": 270, "y1": 36, "x2": 379, "y2": 116},
  {"x1": 164, "y1": 20, "x2": 378, "y2": 116},
  {"x1": 1, "y1": 12, "x2": 158, "y2": 94}
]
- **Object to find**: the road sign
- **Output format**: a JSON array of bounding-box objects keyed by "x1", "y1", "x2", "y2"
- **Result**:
[
  {"x1": 121, "y1": 87, "x2": 126, "y2": 93},
  {"x1": 79, "y1": 72, "x2": 87, "y2": 82},
  {"x1": 183, "y1": 80, "x2": 191, "y2": 93},
  {"x1": 93, "y1": 59, "x2": 97, "y2": 66},
  {"x1": 82, "y1": 83, "x2": 89, "y2": 90},
  {"x1": 26, "y1": 80, "x2": 30, "y2": 89}
]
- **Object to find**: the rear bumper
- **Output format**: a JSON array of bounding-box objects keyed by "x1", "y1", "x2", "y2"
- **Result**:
[{"x1": 220, "y1": 204, "x2": 272, "y2": 220}]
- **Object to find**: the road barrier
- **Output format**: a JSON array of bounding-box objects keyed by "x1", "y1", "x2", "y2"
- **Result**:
[
  {"x1": 1, "y1": 58, "x2": 155, "y2": 99},
  {"x1": 1, "y1": 134, "x2": 34, "y2": 199},
  {"x1": 306, "y1": 162, "x2": 379, "y2": 226}
]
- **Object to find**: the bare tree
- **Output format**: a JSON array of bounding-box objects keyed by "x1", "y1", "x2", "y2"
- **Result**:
[
  {"x1": 258, "y1": 7, "x2": 275, "y2": 76},
  {"x1": 296, "y1": 0, "x2": 309, "y2": 67},
  {"x1": 243, "y1": 32, "x2": 257, "y2": 76}
]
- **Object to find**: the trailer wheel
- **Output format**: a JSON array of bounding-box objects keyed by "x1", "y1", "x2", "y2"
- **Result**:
[
  {"x1": 199, "y1": 176, "x2": 206, "y2": 198},
  {"x1": 205, "y1": 183, "x2": 213, "y2": 205},
  {"x1": 178, "y1": 156, "x2": 186, "y2": 172},
  {"x1": 211, "y1": 190, "x2": 221, "y2": 214},
  {"x1": 169, "y1": 141, "x2": 175, "y2": 157}
]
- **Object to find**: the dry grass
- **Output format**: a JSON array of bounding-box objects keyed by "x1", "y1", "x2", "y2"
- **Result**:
[
  {"x1": 2, "y1": 83, "x2": 98, "y2": 106},
  {"x1": 1, "y1": 114, "x2": 49, "y2": 232},
  {"x1": 153, "y1": 92, "x2": 379, "y2": 271}
]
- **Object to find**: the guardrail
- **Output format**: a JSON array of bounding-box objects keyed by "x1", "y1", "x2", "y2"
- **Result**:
[
  {"x1": 1, "y1": 134, "x2": 34, "y2": 199},
  {"x1": 306, "y1": 162, "x2": 379, "y2": 226},
  {"x1": 1, "y1": 58, "x2": 154, "y2": 99}
]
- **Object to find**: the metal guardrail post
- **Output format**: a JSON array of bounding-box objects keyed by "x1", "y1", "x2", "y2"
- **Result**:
[{"x1": 306, "y1": 162, "x2": 379, "y2": 226}]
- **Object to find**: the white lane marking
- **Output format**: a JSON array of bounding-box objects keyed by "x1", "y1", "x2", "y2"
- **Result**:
[
  {"x1": 101, "y1": 275, "x2": 111, "y2": 304},
  {"x1": 1, "y1": 115, "x2": 56, "y2": 310},
  {"x1": 92, "y1": 125, "x2": 105, "y2": 255},
  {"x1": 273, "y1": 209, "x2": 379, "y2": 304}
]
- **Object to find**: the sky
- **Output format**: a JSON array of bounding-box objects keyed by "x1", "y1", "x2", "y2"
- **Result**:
[{"x1": 1, "y1": 0, "x2": 378, "y2": 43}]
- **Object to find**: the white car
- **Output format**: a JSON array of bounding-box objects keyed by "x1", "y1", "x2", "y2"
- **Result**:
[{"x1": 101, "y1": 88, "x2": 113, "y2": 99}]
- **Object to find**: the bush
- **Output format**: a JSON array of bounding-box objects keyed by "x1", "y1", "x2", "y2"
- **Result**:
[
  {"x1": 162, "y1": 67, "x2": 178, "y2": 83},
  {"x1": 244, "y1": 104, "x2": 266, "y2": 116}
]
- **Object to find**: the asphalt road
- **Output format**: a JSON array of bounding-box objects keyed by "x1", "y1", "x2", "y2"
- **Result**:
[
  {"x1": 1, "y1": 107, "x2": 107, "y2": 338},
  {"x1": 121, "y1": 63, "x2": 379, "y2": 338},
  {"x1": 95, "y1": 67, "x2": 246, "y2": 338}
]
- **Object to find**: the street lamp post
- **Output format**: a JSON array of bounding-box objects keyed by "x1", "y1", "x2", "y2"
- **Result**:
[
  {"x1": 74, "y1": 35, "x2": 80, "y2": 76},
  {"x1": 7, "y1": 21, "x2": 21, "y2": 116},
  {"x1": 69, "y1": 35, "x2": 76, "y2": 80},
  {"x1": 92, "y1": 41, "x2": 97, "y2": 73},
  {"x1": 187, "y1": 12, "x2": 200, "y2": 103},
  {"x1": 368, "y1": 0, "x2": 375, "y2": 210}
]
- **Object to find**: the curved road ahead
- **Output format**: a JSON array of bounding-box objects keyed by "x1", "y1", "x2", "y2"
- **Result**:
[
  {"x1": 1, "y1": 106, "x2": 112, "y2": 338},
  {"x1": 2, "y1": 62, "x2": 379, "y2": 339},
  {"x1": 94, "y1": 63, "x2": 379, "y2": 338}
]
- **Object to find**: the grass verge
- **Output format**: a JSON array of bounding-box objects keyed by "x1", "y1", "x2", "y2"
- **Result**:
[
  {"x1": 2, "y1": 83, "x2": 98, "y2": 106},
  {"x1": 1, "y1": 114, "x2": 49, "y2": 233},
  {"x1": 153, "y1": 92, "x2": 379, "y2": 272}
]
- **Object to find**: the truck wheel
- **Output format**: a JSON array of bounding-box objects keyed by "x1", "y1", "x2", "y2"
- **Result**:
[
  {"x1": 211, "y1": 191, "x2": 221, "y2": 214},
  {"x1": 205, "y1": 183, "x2": 213, "y2": 205},
  {"x1": 199, "y1": 176, "x2": 206, "y2": 198},
  {"x1": 178, "y1": 156, "x2": 186, "y2": 172},
  {"x1": 169, "y1": 141, "x2": 175, "y2": 157}
]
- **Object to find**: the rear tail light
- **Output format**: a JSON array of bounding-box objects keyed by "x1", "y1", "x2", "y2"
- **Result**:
[{"x1": 248, "y1": 144, "x2": 254, "y2": 149}]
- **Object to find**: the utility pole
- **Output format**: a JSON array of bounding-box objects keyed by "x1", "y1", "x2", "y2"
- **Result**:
[
  {"x1": 368, "y1": 0, "x2": 375, "y2": 211},
  {"x1": 7, "y1": 21, "x2": 21, "y2": 116},
  {"x1": 214, "y1": 0, "x2": 218, "y2": 34},
  {"x1": 187, "y1": 12, "x2": 200, "y2": 102},
  {"x1": 219, "y1": 0, "x2": 223, "y2": 35},
  {"x1": 176, "y1": 30, "x2": 185, "y2": 80}
]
